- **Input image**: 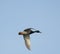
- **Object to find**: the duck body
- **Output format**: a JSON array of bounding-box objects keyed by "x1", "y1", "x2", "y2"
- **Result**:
[
  {"x1": 19, "y1": 28, "x2": 41, "y2": 35},
  {"x1": 18, "y1": 28, "x2": 42, "y2": 50}
]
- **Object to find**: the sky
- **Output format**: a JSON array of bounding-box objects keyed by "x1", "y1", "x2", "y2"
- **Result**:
[{"x1": 0, "y1": 0, "x2": 60, "y2": 54}]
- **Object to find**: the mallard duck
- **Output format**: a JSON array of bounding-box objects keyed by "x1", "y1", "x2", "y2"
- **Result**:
[{"x1": 18, "y1": 28, "x2": 42, "y2": 50}]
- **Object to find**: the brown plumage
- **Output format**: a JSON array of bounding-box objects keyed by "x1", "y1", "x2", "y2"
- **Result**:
[{"x1": 18, "y1": 28, "x2": 42, "y2": 50}]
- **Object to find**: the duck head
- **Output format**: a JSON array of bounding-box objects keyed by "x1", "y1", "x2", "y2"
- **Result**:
[{"x1": 18, "y1": 32, "x2": 23, "y2": 35}]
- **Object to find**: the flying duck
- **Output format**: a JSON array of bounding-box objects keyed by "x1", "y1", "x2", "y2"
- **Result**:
[{"x1": 18, "y1": 28, "x2": 42, "y2": 50}]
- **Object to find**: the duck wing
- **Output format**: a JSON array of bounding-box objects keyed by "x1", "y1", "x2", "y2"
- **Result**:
[
  {"x1": 24, "y1": 28, "x2": 39, "y2": 32},
  {"x1": 24, "y1": 28, "x2": 31, "y2": 32},
  {"x1": 23, "y1": 35, "x2": 31, "y2": 50}
]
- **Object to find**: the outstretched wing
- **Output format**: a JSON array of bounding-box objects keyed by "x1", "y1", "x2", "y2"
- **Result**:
[
  {"x1": 24, "y1": 28, "x2": 35, "y2": 31},
  {"x1": 24, "y1": 28, "x2": 39, "y2": 32},
  {"x1": 23, "y1": 35, "x2": 31, "y2": 50}
]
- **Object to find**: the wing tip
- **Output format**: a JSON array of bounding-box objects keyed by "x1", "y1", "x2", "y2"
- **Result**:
[{"x1": 27, "y1": 47, "x2": 31, "y2": 50}]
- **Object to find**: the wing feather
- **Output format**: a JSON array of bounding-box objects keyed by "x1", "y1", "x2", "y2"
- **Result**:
[{"x1": 23, "y1": 35, "x2": 31, "y2": 50}]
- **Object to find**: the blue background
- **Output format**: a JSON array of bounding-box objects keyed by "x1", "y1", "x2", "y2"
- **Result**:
[{"x1": 0, "y1": 0, "x2": 60, "y2": 54}]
